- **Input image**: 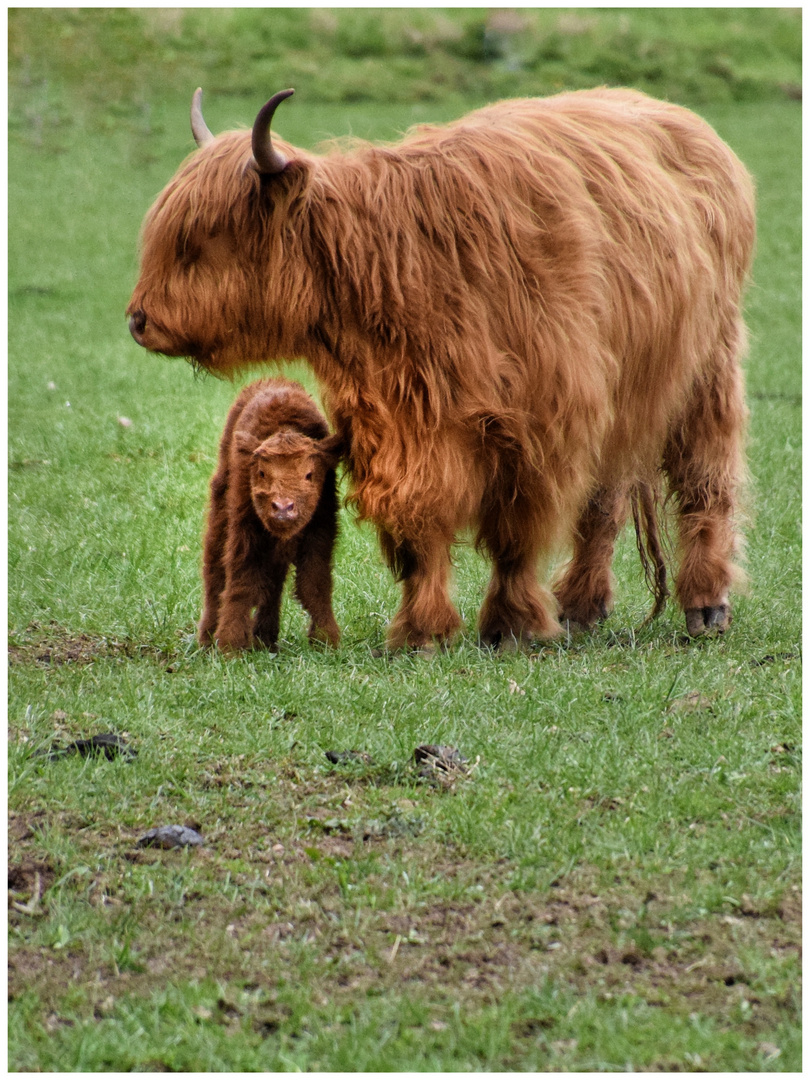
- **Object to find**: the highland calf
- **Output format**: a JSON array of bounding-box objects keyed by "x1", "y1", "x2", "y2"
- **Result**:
[
  {"x1": 199, "y1": 378, "x2": 342, "y2": 651},
  {"x1": 129, "y1": 87, "x2": 755, "y2": 650}
]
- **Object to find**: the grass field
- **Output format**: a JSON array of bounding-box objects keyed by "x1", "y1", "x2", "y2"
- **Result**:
[{"x1": 8, "y1": 8, "x2": 801, "y2": 1072}]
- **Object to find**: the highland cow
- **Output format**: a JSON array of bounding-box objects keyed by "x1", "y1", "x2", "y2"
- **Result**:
[
  {"x1": 199, "y1": 378, "x2": 342, "y2": 651},
  {"x1": 129, "y1": 87, "x2": 754, "y2": 650}
]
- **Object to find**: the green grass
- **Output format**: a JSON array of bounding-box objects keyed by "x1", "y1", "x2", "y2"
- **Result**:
[{"x1": 8, "y1": 8, "x2": 801, "y2": 1073}]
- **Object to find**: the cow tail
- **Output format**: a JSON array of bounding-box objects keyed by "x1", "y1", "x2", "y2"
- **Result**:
[{"x1": 631, "y1": 479, "x2": 670, "y2": 623}]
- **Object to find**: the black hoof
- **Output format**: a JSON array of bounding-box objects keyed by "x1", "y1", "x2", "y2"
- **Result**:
[{"x1": 685, "y1": 604, "x2": 731, "y2": 638}]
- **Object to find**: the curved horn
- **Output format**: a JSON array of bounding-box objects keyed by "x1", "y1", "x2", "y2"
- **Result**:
[
  {"x1": 191, "y1": 87, "x2": 214, "y2": 148},
  {"x1": 251, "y1": 89, "x2": 295, "y2": 175}
]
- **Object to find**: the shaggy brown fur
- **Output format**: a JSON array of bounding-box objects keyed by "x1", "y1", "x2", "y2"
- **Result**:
[
  {"x1": 129, "y1": 87, "x2": 755, "y2": 649},
  {"x1": 199, "y1": 378, "x2": 342, "y2": 651}
]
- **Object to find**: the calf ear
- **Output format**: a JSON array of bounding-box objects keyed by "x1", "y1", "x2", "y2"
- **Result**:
[
  {"x1": 318, "y1": 432, "x2": 345, "y2": 469},
  {"x1": 234, "y1": 430, "x2": 261, "y2": 456}
]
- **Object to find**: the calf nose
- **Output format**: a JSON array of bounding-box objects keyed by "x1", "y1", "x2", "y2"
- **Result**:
[
  {"x1": 271, "y1": 499, "x2": 296, "y2": 519},
  {"x1": 128, "y1": 310, "x2": 147, "y2": 342}
]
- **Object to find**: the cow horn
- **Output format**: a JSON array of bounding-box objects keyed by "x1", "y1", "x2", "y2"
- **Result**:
[
  {"x1": 251, "y1": 89, "x2": 295, "y2": 175},
  {"x1": 191, "y1": 87, "x2": 214, "y2": 148}
]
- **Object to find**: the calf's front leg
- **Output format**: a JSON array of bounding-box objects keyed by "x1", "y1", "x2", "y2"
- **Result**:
[
  {"x1": 214, "y1": 527, "x2": 275, "y2": 652},
  {"x1": 198, "y1": 470, "x2": 230, "y2": 646},
  {"x1": 293, "y1": 528, "x2": 340, "y2": 647}
]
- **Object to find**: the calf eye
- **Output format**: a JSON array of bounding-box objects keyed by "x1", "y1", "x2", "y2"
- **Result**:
[
  {"x1": 305, "y1": 471, "x2": 314, "y2": 481},
  {"x1": 258, "y1": 468, "x2": 265, "y2": 479}
]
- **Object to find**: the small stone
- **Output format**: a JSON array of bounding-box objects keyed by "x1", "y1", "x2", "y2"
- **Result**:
[
  {"x1": 137, "y1": 825, "x2": 204, "y2": 849},
  {"x1": 117, "y1": 416, "x2": 133, "y2": 428},
  {"x1": 44, "y1": 733, "x2": 136, "y2": 762},
  {"x1": 414, "y1": 744, "x2": 468, "y2": 771},
  {"x1": 667, "y1": 691, "x2": 713, "y2": 714},
  {"x1": 325, "y1": 749, "x2": 375, "y2": 766}
]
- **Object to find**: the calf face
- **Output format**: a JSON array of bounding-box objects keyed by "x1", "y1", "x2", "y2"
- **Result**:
[{"x1": 235, "y1": 429, "x2": 340, "y2": 538}]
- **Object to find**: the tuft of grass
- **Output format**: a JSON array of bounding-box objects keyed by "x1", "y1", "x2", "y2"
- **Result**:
[{"x1": 8, "y1": 8, "x2": 800, "y2": 1073}]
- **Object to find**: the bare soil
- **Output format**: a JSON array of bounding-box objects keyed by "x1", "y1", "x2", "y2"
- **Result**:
[{"x1": 8, "y1": 793, "x2": 801, "y2": 1044}]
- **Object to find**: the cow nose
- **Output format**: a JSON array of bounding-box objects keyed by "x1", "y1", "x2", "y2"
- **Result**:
[
  {"x1": 128, "y1": 310, "x2": 147, "y2": 342},
  {"x1": 271, "y1": 499, "x2": 296, "y2": 518}
]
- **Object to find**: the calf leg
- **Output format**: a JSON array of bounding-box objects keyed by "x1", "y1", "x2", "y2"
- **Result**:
[
  {"x1": 252, "y1": 571, "x2": 288, "y2": 650},
  {"x1": 381, "y1": 530, "x2": 462, "y2": 651},
  {"x1": 293, "y1": 531, "x2": 340, "y2": 647},
  {"x1": 214, "y1": 529, "x2": 277, "y2": 651},
  {"x1": 554, "y1": 485, "x2": 629, "y2": 631},
  {"x1": 663, "y1": 328, "x2": 747, "y2": 636},
  {"x1": 198, "y1": 471, "x2": 229, "y2": 645}
]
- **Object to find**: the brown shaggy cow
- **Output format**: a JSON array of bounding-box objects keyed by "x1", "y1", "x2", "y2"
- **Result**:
[
  {"x1": 129, "y1": 87, "x2": 754, "y2": 650},
  {"x1": 199, "y1": 377, "x2": 342, "y2": 651}
]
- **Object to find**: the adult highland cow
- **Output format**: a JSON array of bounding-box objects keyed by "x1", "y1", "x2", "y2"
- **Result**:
[{"x1": 128, "y1": 87, "x2": 754, "y2": 650}]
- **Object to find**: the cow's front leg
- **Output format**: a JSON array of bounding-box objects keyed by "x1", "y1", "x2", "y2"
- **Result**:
[
  {"x1": 380, "y1": 530, "x2": 461, "y2": 651},
  {"x1": 478, "y1": 554, "x2": 560, "y2": 650}
]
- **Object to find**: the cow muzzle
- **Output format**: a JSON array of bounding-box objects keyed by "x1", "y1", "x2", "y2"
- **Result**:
[{"x1": 128, "y1": 310, "x2": 147, "y2": 346}]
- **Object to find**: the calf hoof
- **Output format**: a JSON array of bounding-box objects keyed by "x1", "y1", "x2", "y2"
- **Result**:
[
  {"x1": 308, "y1": 623, "x2": 340, "y2": 648},
  {"x1": 685, "y1": 604, "x2": 731, "y2": 637}
]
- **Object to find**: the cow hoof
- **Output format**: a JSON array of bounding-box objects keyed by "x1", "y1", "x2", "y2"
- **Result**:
[
  {"x1": 413, "y1": 642, "x2": 440, "y2": 658},
  {"x1": 685, "y1": 604, "x2": 731, "y2": 637},
  {"x1": 376, "y1": 641, "x2": 446, "y2": 657},
  {"x1": 498, "y1": 633, "x2": 534, "y2": 654},
  {"x1": 479, "y1": 631, "x2": 533, "y2": 653},
  {"x1": 556, "y1": 599, "x2": 608, "y2": 634}
]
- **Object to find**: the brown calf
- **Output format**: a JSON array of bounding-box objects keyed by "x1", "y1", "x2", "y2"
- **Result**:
[{"x1": 199, "y1": 378, "x2": 342, "y2": 651}]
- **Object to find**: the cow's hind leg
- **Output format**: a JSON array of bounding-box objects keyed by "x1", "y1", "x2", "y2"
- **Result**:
[
  {"x1": 553, "y1": 485, "x2": 629, "y2": 632},
  {"x1": 380, "y1": 530, "x2": 462, "y2": 651},
  {"x1": 664, "y1": 328, "x2": 747, "y2": 637}
]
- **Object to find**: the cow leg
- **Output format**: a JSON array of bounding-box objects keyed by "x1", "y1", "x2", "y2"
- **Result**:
[
  {"x1": 663, "y1": 329, "x2": 747, "y2": 637},
  {"x1": 554, "y1": 485, "x2": 629, "y2": 632},
  {"x1": 381, "y1": 530, "x2": 461, "y2": 651},
  {"x1": 198, "y1": 470, "x2": 229, "y2": 646},
  {"x1": 293, "y1": 534, "x2": 340, "y2": 647},
  {"x1": 478, "y1": 550, "x2": 560, "y2": 650}
]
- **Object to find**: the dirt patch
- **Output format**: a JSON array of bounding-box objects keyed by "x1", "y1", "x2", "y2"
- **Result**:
[
  {"x1": 8, "y1": 622, "x2": 176, "y2": 667},
  {"x1": 6, "y1": 834, "x2": 801, "y2": 1047},
  {"x1": 8, "y1": 858, "x2": 57, "y2": 901},
  {"x1": 7, "y1": 767, "x2": 801, "y2": 1052}
]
